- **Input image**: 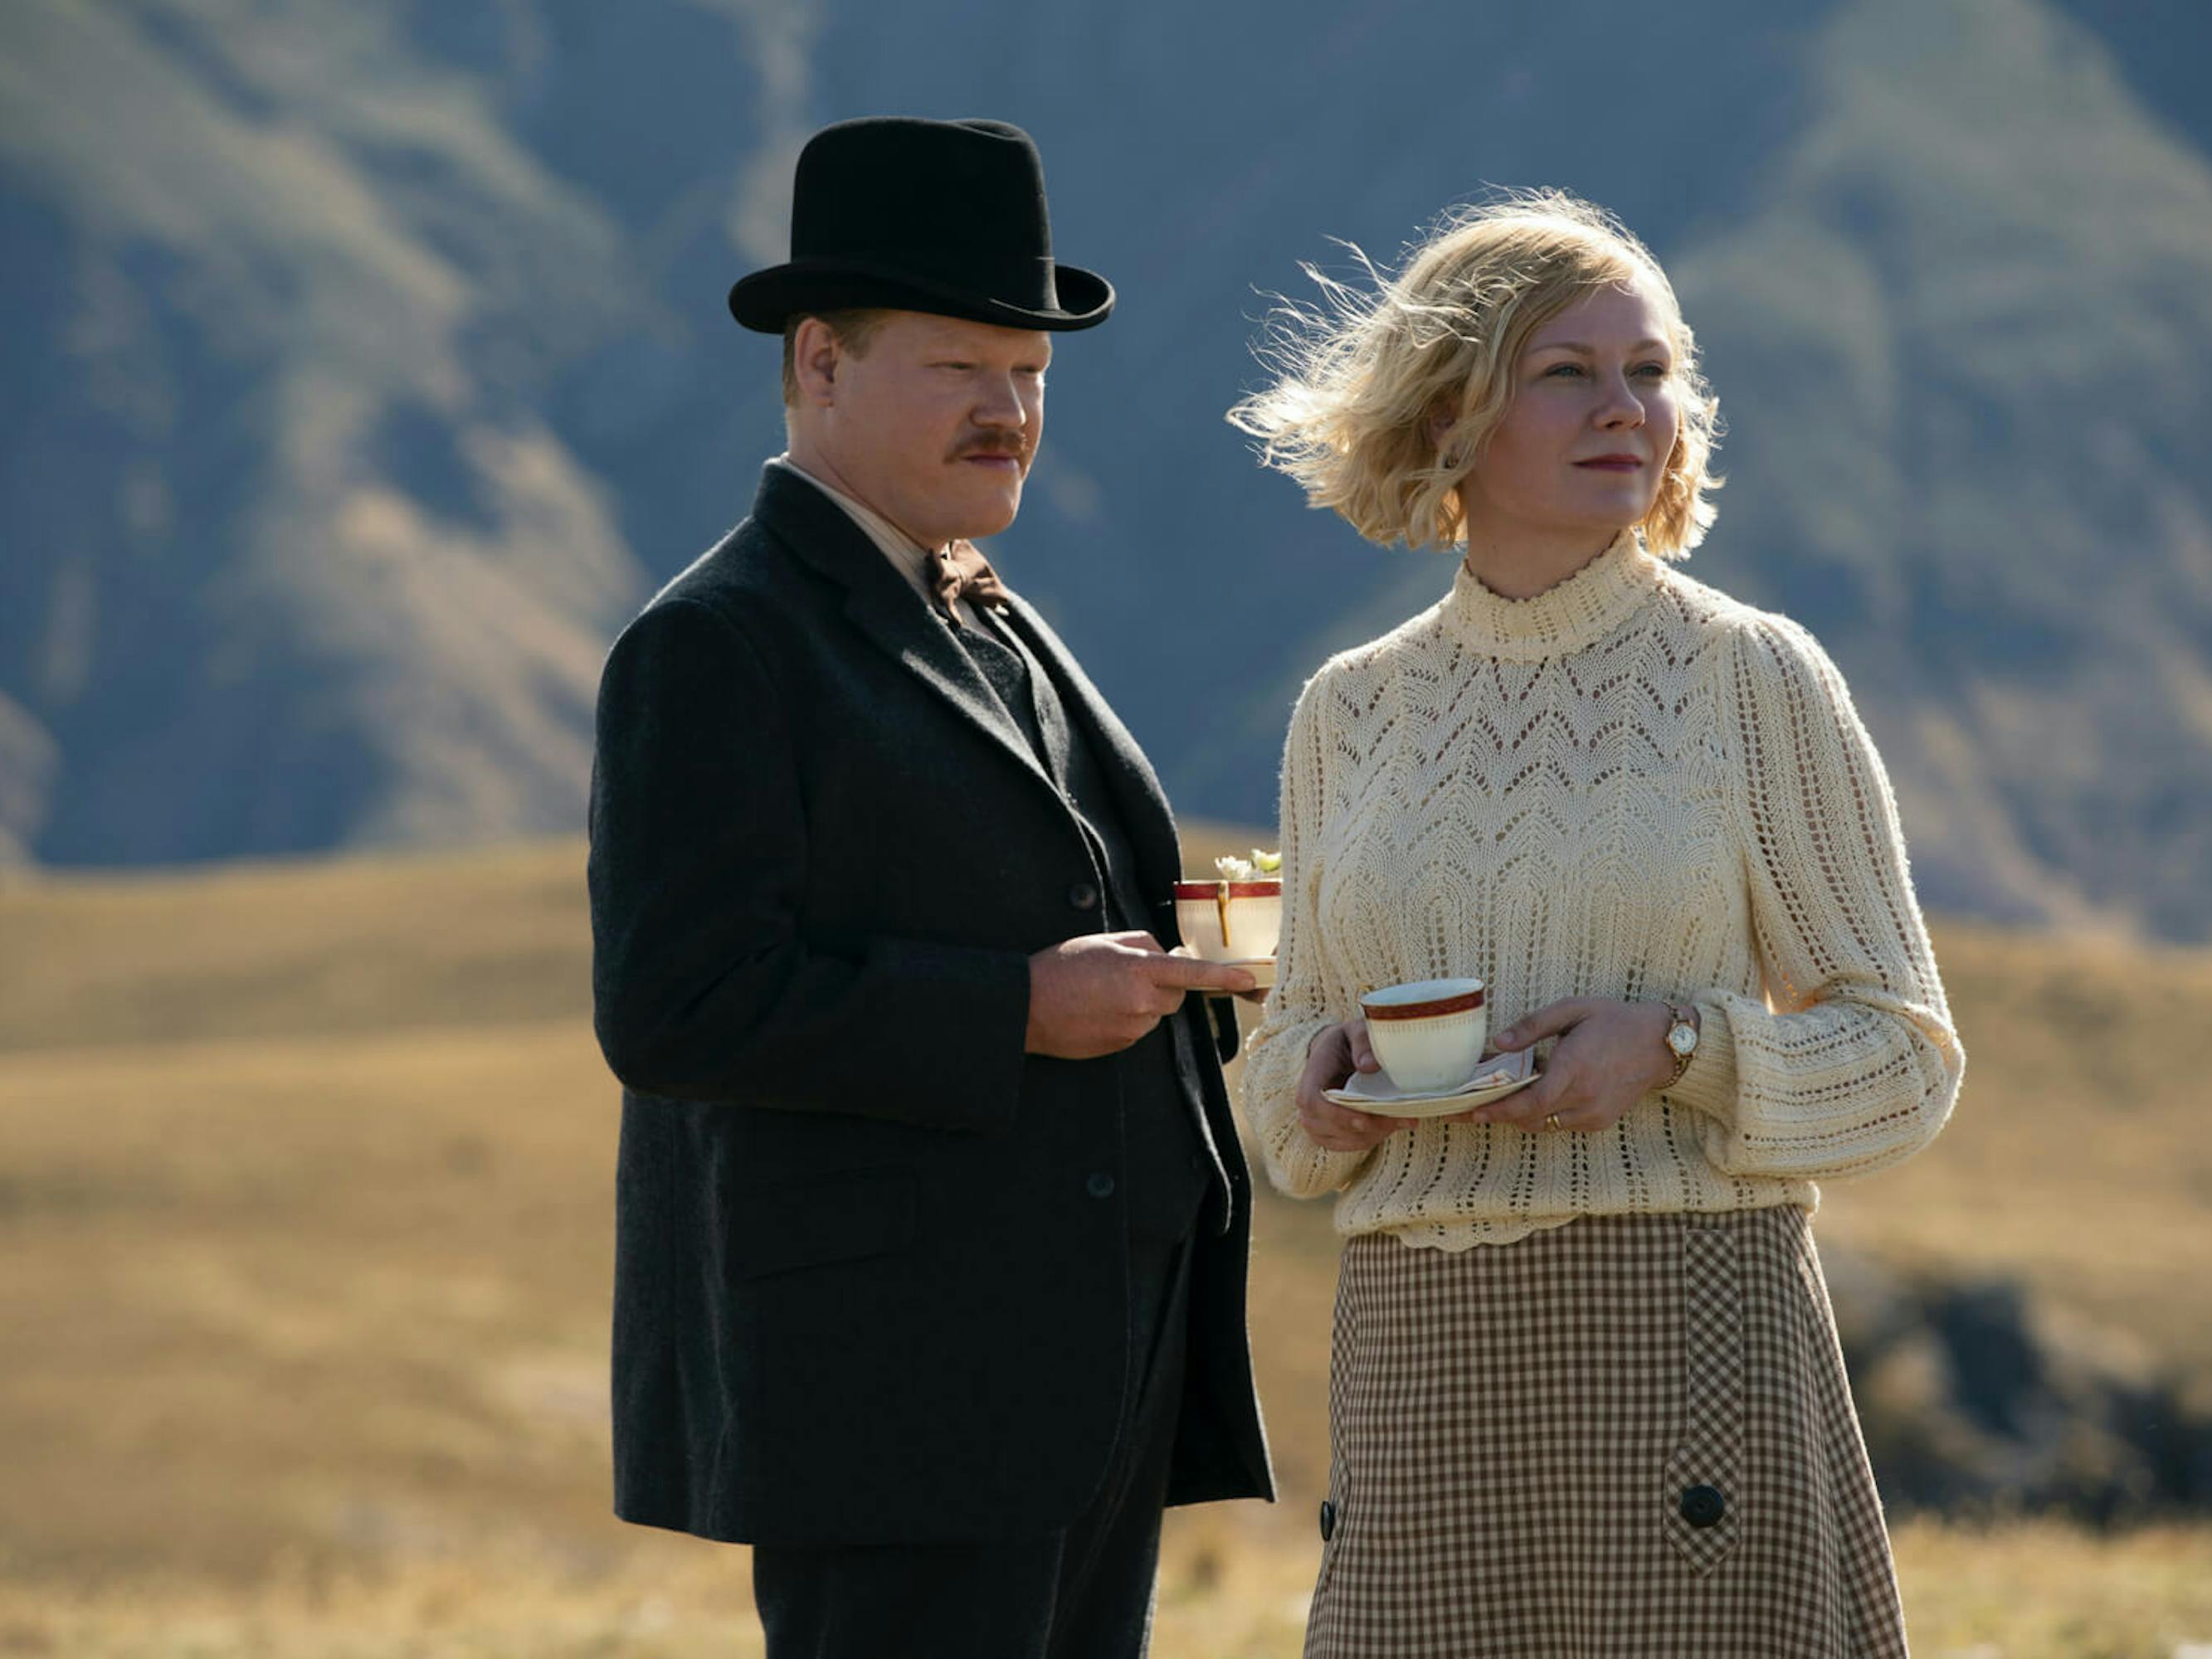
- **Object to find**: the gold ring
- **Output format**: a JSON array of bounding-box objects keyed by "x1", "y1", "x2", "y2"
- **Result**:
[{"x1": 1545, "y1": 1113, "x2": 1563, "y2": 1132}]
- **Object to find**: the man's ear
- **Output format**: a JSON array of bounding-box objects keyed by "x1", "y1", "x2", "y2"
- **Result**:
[{"x1": 792, "y1": 316, "x2": 841, "y2": 406}]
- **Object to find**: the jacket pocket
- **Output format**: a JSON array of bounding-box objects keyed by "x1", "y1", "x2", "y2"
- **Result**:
[
  {"x1": 1664, "y1": 1223, "x2": 1745, "y2": 1573},
  {"x1": 728, "y1": 1166, "x2": 917, "y2": 1280}
]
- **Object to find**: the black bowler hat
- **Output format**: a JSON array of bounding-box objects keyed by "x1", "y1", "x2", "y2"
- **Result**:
[{"x1": 728, "y1": 117, "x2": 1113, "y2": 334}]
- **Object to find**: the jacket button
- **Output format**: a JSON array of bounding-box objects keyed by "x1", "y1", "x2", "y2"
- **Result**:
[
  {"x1": 1679, "y1": 1484, "x2": 1726, "y2": 1529},
  {"x1": 1067, "y1": 880, "x2": 1099, "y2": 912},
  {"x1": 1318, "y1": 1499, "x2": 1337, "y2": 1541},
  {"x1": 1085, "y1": 1172, "x2": 1115, "y2": 1199}
]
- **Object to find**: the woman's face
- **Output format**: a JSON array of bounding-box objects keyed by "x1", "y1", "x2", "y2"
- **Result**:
[{"x1": 1454, "y1": 275, "x2": 1681, "y2": 547}]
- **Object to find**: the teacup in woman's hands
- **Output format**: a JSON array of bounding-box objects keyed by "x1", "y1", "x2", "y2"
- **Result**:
[{"x1": 1357, "y1": 978, "x2": 1488, "y2": 1094}]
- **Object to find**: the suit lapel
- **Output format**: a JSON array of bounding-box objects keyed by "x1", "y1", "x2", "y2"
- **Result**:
[
  {"x1": 753, "y1": 468, "x2": 1060, "y2": 800},
  {"x1": 753, "y1": 465, "x2": 1186, "y2": 897},
  {"x1": 994, "y1": 592, "x2": 1185, "y2": 900}
]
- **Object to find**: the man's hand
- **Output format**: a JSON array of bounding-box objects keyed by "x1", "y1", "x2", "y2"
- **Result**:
[
  {"x1": 1171, "y1": 945, "x2": 1271, "y2": 1006},
  {"x1": 1026, "y1": 932, "x2": 1256, "y2": 1058},
  {"x1": 1295, "y1": 1017, "x2": 1415, "y2": 1152}
]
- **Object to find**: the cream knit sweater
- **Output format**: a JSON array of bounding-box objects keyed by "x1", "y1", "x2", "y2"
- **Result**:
[{"x1": 1240, "y1": 533, "x2": 1965, "y2": 1249}]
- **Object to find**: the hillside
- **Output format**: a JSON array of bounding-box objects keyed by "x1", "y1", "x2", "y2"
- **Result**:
[
  {"x1": 4, "y1": 0, "x2": 2212, "y2": 946},
  {"x1": 6, "y1": 838, "x2": 2212, "y2": 1394},
  {"x1": 2, "y1": 840, "x2": 2211, "y2": 1650}
]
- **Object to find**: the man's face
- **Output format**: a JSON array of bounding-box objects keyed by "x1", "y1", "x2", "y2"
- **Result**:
[{"x1": 802, "y1": 310, "x2": 1052, "y2": 547}]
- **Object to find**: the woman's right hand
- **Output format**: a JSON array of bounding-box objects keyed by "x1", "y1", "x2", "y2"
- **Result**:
[{"x1": 1296, "y1": 1017, "x2": 1415, "y2": 1152}]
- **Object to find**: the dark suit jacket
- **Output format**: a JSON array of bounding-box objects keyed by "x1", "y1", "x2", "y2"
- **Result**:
[{"x1": 587, "y1": 464, "x2": 1274, "y2": 1547}]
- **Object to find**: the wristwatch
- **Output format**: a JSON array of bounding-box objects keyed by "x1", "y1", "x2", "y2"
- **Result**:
[{"x1": 1662, "y1": 1003, "x2": 1700, "y2": 1088}]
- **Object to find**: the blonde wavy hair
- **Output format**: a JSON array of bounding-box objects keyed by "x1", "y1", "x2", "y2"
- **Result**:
[{"x1": 1226, "y1": 190, "x2": 1721, "y2": 556}]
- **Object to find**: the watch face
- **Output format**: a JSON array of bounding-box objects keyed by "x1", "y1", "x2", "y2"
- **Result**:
[{"x1": 1668, "y1": 1024, "x2": 1698, "y2": 1056}]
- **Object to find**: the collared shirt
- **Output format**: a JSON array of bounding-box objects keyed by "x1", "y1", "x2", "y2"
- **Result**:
[{"x1": 770, "y1": 455, "x2": 984, "y2": 629}]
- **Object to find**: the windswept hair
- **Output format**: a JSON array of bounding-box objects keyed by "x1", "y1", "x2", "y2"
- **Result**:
[{"x1": 1226, "y1": 190, "x2": 1721, "y2": 557}]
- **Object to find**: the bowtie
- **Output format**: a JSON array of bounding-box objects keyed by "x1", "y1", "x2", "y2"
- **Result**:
[{"x1": 927, "y1": 540, "x2": 1010, "y2": 623}]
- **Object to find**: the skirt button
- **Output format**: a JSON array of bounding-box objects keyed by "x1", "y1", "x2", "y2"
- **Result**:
[{"x1": 1679, "y1": 1484, "x2": 1726, "y2": 1529}]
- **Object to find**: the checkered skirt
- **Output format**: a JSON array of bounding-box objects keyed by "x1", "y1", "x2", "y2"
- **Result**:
[{"x1": 1303, "y1": 1205, "x2": 1907, "y2": 1658}]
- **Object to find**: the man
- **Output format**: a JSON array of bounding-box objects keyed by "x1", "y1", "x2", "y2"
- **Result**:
[{"x1": 586, "y1": 117, "x2": 1274, "y2": 1657}]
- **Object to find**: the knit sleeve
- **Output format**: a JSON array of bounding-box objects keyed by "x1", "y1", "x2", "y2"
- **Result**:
[
  {"x1": 1664, "y1": 614, "x2": 1964, "y2": 1179},
  {"x1": 1239, "y1": 672, "x2": 1376, "y2": 1199}
]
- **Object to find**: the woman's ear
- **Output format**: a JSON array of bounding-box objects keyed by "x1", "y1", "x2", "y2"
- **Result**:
[{"x1": 1427, "y1": 403, "x2": 1459, "y2": 460}]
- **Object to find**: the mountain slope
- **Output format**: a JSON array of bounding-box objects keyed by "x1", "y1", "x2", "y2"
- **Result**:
[
  {"x1": 1669, "y1": 0, "x2": 2212, "y2": 935},
  {"x1": 3, "y1": 0, "x2": 2210, "y2": 941},
  {"x1": 0, "y1": 0, "x2": 653, "y2": 860}
]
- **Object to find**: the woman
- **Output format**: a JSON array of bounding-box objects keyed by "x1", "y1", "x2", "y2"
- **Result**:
[{"x1": 1230, "y1": 192, "x2": 1964, "y2": 1657}]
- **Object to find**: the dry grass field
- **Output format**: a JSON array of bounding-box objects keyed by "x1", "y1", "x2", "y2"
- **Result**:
[{"x1": 2, "y1": 830, "x2": 2210, "y2": 1656}]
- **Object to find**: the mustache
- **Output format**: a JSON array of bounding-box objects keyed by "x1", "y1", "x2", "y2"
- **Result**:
[{"x1": 949, "y1": 432, "x2": 1030, "y2": 464}]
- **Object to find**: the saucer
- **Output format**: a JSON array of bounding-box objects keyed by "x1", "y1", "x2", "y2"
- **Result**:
[
  {"x1": 1204, "y1": 956, "x2": 1274, "y2": 994},
  {"x1": 1323, "y1": 1047, "x2": 1538, "y2": 1117},
  {"x1": 1170, "y1": 946, "x2": 1274, "y2": 993}
]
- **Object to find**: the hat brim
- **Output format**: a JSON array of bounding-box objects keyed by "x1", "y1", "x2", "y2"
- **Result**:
[{"x1": 728, "y1": 258, "x2": 1113, "y2": 333}]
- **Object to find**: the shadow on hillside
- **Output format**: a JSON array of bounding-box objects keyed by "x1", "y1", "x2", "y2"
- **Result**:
[{"x1": 1828, "y1": 1247, "x2": 2212, "y2": 1525}]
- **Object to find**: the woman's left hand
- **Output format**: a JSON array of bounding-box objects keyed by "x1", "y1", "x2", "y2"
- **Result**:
[{"x1": 1438, "y1": 998, "x2": 1678, "y2": 1134}]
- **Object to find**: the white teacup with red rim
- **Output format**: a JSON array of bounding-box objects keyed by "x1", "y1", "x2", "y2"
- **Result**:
[
  {"x1": 1357, "y1": 978, "x2": 1489, "y2": 1095},
  {"x1": 1172, "y1": 878, "x2": 1282, "y2": 971}
]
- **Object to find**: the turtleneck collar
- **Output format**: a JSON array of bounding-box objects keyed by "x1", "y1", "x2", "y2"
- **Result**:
[{"x1": 1439, "y1": 530, "x2": 1664, "y2": 661}]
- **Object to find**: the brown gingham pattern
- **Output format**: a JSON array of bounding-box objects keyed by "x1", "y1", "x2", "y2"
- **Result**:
[{"x1": 1303, "y1": 1205, "x2": 1908, "y2": 1658}]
